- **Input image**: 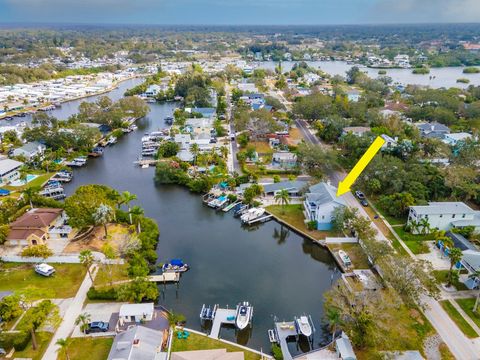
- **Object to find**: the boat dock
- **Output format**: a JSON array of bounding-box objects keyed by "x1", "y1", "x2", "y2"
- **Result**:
[
  {"x1": 273, "y1": 321, "x2": 297, "y2": 360},
  {"x1": 209, "y1": 307, "x2": 237, "y2": 339},
  {"x1": 148, "y1": 272, "x2": 180, "y2": 283},
  {"x1": 222, "y1": 200, "x2": 241, "y2": 212},
  {"x1": 245, "y1": 214, "x2": 273, "y2": 225},
  {"x1": 133, "y1": 159, "x2": 160, "y2": 167}
]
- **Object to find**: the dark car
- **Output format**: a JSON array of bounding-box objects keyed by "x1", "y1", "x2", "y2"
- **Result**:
[
  {"x1": 85, "y1": 321, "x2": 109, "y2": 334},
  {"x1": 360, "y1": 199, "x2": 368, "y2": 207},
  {"x1": 355, "y1": 191, "x2": 366, "y2": 200}
]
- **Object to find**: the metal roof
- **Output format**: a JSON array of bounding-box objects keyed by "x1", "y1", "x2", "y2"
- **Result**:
[{"x1": 410, "y1": 202, "x2": 476, "y2": 215}]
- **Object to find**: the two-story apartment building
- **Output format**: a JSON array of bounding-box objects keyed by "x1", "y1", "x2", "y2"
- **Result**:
[{"x1": 407, "y1": 202, "x2": 480, "y2": 234}]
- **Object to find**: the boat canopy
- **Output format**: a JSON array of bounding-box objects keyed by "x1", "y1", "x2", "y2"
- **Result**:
[{"x1": 170, "y1": 259, "x2": 184, "y2": 266}]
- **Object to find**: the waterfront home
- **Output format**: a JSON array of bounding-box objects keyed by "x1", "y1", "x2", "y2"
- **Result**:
[
  {"x1": 119, "y1": 303, "x2": 154, "y2": 324},
  {"x1": 271, "y1": 152, "x2": 297, "y2": 168},
  {"x1": 407, "y1": 202, "x2": 480, "y2": 234},
  {"x1": 0, "y1": 158, "x2": 23, "y2": 185},
  {"x1": 5, "y1": 208, "x2": 71, "y2": 247},
  {"x1": 335, "y1": 332, "x2": 357, "y2": 360},
  {"x1": 12, "y1": 141, "x2": 46, "y2": 160},
  {"x1": 263, "y1": 180, "x2": 308, "y2": 198},
  {"x1": 415, "y1": 122, "x2": 450, "y2": 139},
  {"x1": 303, "y1": 182, "x2": 347, "y2": 230},
  {"x1": 187, "y1": 107, "x2": 216, "y2": 119},
  {"x1": 442, "y1": 132, "x2": 473, "y2": 146},
  {"x1": 107, "y1": 325, "x2": 162, "y2": 360},
  {"x1": 144, "y1": 84, "x2": 162, "y2": 98},
  {"x1": 342, "y1": 126, "x2": 371, "y2": 137}
]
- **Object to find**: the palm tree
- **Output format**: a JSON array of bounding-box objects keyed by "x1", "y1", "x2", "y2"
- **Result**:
[
  {"x1": 129, "y1": 205, "x2": 144, "y2": 233},
  {"x1": 219, "y1": 146, "x2": 228, "y2": 159},
  {"x1": 447, "y1": 248, "x2": 463, "y2": 286},
  {"x1": 93, "y1": 203, "x2": 114, "y2": 238},
  {"x1": 79, "y1": 250, "x2": 95, "y2": 284},
  {"x1": 190, "y1": 143, "x2": 200, "y2": 168},
  {"x1": 468, "y1": 270, "x2": 480, "y2": 312},
  {"x1": 326, "y1": 308, "x2": 341, "y2": 343},
  {"x1": 22, "y1": 186, "x2": 41, "y2": 209},
  {"x1": 274, "y1": 189, "x2": 290, "y2": 214},
  {"x1": 75, "y1": 312, "x2": 91, "y2": 334},
  {"x1": 167, "y1": 311, "x2": 186, "y2": 330},
  {"x1": 55, "y1": 338, "x2": 71, "y2": 360},
  {"x1": 121, "y1": 191, "x2": 137, "y2": 225},
  {"x1": 419, "y1": 217, "x2": 431, "y2": 235}
]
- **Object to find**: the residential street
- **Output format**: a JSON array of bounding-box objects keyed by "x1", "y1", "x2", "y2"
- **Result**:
[{"x1": 42, "y1": 266, "x2": 97, "y2": 360}]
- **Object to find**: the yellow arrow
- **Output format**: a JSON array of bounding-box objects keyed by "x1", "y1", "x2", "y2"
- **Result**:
[{"x1": 336, "y1": 136, "x2": 385, "y2": 197}]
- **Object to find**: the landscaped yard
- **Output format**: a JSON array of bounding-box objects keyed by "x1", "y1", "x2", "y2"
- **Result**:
[
  {"x1": 327, "y1": 243, "x2": 371, "y2": 269},
  {"x1": 250, "y1": 141, "x2": 273, "y2": 155},
  {"x1": 393, "y1": 227, "x2": 435, "y2": 254},
  {"x1": 171, "y1": 331, "x2": 261, "y2": 360},
  {"x1": 93, "y1": 263, "x2": 130, "y2": 287},
  {"x1": 12, "y1": 331, "x2": 52, "y2": 360},
  {"x1": 266, "y1": 204, "x2": 340, "y2": 240},
  {"x1": 0, "y1": 263, "x2": 87, "y2": 298},
  {"x1": 433, "y1": 270, "x2": 468, "y2": 291},
  {"x1": 57, "y1": 337, "x2": 113, "y2": 360},
  {"x1": 440, "y1": 300, "x2": 478, "y2": 338},
  {"x1": 456, "y1": 298, "x2": 480, "y2": 328}
]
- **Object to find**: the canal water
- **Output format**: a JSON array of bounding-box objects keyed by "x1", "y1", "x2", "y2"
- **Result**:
[{"x1": 22, "y1": 78, "x2": 340, "y2": 354}]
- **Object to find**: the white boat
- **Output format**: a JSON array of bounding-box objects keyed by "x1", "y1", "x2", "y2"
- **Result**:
[
  {"x1": 235, "y1": 301, "x2": 253, "y2": 330},
  {"x1": 240, "y1": 207, "x2": 265, "y2": 223},
  {"x1": 338, "y1": 250, "x2": 352, "y2": 266},
  {"x1": 107, "y1": 137, "x2": 117, "y2": 145},
  {"x1": 130, "y1": 125, "x2": 138, "y2": 131},
  {"x1": 35, "y1": 263, "x2": 55, "y2": 277},
  {"x1": 141, "y1": 164, "x2": 149, "y2": 169},
  {"x1": 295, "y1": 316, "x2": 313, "y2": 337}
]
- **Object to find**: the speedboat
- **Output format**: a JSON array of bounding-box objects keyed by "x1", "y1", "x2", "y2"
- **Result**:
[
  {"x1": 338, "y1": 250, "x2": 352, "y2": 266},
  {"x1": 235, "y1": 301, "x2": 253, "y2": 330},
  {"x1": 295, "y1": 316, "x2": 313, "y2": 337},
  {"x1": 240, "y1": 208, "x2": 265, "y2": 223},
  {"x1": 162, "y1": 259, "x2": 190, "y2": 273},
  {"x1": 35, "y1": 263, "x2": 55, "y2": 277}
]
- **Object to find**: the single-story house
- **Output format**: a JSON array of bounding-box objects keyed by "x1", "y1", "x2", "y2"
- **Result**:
[
  {"x1": 271, "y1": 152, "x2": 297, "y2": 168},
  {"x1": 0, "y1": 158, "x2": 23, "y2": 185},
  {"x1": 415, "y1": 122, "x2": 450, "y2": 139},
  {"x1": 119, "y1": 303, "x2": 154, "y2": 324},
  {"x1": 107, "y1": 325, "x2": 162, "y2": 360},
  {"x1": 12, "y1": 141, "x2": 46, "y2": 160},
  {"x1": 335, "y1": 332, "x2": 357, "y2": 360},
  {"x1": 342, "y1": 126, "x2": 371, "y2": 137},
  {"x1": 304, "y1": 182, "x2": 346, "y2": 230},
  {"x1": 442, "y1": 132, "x2": 473, "y2": 146},
  {"x1": 262, "y1": 180, "x2": 308, "y2": 198},
  {"x1": 380, "y1": 134, "x2": 397, "y2": 149},
  {"x1": 407, "y1": 202, "x2": 480, "y2": 234},
  {"x1": 6, "y1": 208, "x2": 71, "y2": 247}
]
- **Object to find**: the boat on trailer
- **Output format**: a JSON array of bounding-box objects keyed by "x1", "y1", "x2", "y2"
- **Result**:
[
  {"x1": 35, "y1": 263, "x2": 55, "y2": 277},
  {"x1": 235, "y1": 301, "x2": 253, "y2": 330}
]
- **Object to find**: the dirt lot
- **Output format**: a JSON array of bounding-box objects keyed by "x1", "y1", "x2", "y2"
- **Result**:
[{"x1": 64, "y1": 224, "x2": 132, "y2": 253}]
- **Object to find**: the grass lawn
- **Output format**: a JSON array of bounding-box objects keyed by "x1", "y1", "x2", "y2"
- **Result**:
[
  {"x1": 455, "y1": 298, "x2": 480, "y2": 328},
  {"x1": 393, "y1": 227, "x2": 435, "y2": 254},
  {"x1": 57, "y1": 337, "x2": 113, "y2": 360},
  {"x1": 328, "y1": 243, "x2": 371, "y2": 269},
  {"x1": 403, "y1": 240, "x2": 431, "y2": 255},
  {"x1": 94, "y1": 264, "x2": 130, "y2": 287},
  {"x1": 13, "y1": 331, "x2": 52, "y2": 360},
  {"x1": 266, "y1": 204, "x2": 340, "y2": 241},
  {"x1": 439, "y1": 342, "x2": 455, "y2": 360},
  {"x1": 0, "y1": 263, "x2": 87, "y2": 298},
  {"x1": 250, "y1": 141, "x2": 273, "y2": 155},
  {"x1": 171, "y1": 331, "x2": 261, "y2": 360},
  {"x1": 368, "y1": 198, "x2": 406, "y2": 226},
  {"x1": 433, "y1": 270, "x2": 469, "y2": 291},
  {"x1": 440, "y1": 300, "x2": 478, "y2": 338}
]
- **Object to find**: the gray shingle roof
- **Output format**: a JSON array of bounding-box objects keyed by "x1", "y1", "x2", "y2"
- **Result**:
[
  {"x1": 306, "y1": 182, "x2": 346, "y2": 207},
  {"x1": 107, "y1": 326, "x2": 162, "y2": 360}
]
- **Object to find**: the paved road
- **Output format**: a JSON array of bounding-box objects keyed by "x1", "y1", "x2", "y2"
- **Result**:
[
  {"x1": 297, "y1": 118, "x2": 480, "y2": 359},
  {"x1": 42, "y1": 265, "x2": 97, "y2": 360},
  {"x1": 226, "y1": 85, "x2": 240, "y2": 173}
]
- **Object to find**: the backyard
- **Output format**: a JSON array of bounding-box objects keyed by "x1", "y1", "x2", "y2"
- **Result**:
[
  {"x1": 93, "y1": 263, "x2": 130, "y2": 287},
  {"x1": 57, "y1": 337, "x2": 114, "y2": 360},
  {"x1": 0, "y1": 263, "x2": 87, "y2": 298},
  {"x1": 393, "y1": 227, "x2": 435, "y2": 255},
  {"x1": 171, "y1": 331, "x2": 261, "y2": 360},
  {"x1": 327, "y1": 243, "x2": 371, "y2": 269}
]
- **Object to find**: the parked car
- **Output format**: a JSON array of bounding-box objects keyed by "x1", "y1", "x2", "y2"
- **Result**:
[
  {"x1": 355, "y1": 191, "x2": 366, "y2": 200},
  {"x1": 85, "y1": 321, "x2": 109, "y2": 334},
  {"x1": 360, "y1": 199, "x2": 368, "y2": 207}
]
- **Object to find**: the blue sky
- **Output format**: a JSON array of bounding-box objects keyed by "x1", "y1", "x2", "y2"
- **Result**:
[{"x1": 0, "y1": 0, "x2": 479, "y2": 25}]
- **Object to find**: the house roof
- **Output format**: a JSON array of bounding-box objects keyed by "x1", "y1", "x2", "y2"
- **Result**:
[
  {"x1": 107, "y1": 325, "x2": 162, "y2": 360},
  {"x1": 342, "y1": 126, "x2": 371, "y2": 134},
  {"x1": 15, "y1": 141, "x2": 45, "y2": 153},
  {"x1": 446, "y1": 231, "x2": 477, "y2": 251},
  {"x1": 9, "y1": 208, "x2": 63, "y2": 229},
  {"x1": 272, "y1": 152, "x2": 296, "y2": 160},
  {"x1": 410, "y1": 202, "x2": 476, "y2": 216},
  {"x1": 416, "y1": 122, "x2": 450, "y2": 133},
  {"x1": 451, "y1": 212, "x2": 480, "y2": 227},
  {"x1": 336, "y1": 332, "x2": 356, "y2": 360},
  {"x1": 0, "y1": 159, "x2": 23, "y2": 176},
  {"x1": 263, "y1": 180, "x2": 308, "y2": 194},
  {"x1": 461, "y1": 250, "x2": 480, "y2": 273},
  {"x1": 119, "y1": 303, "x2": 154, "y2": 317},
  {"x1": 306, "y1": 182, "x2": 346, "y2": 207},
  {"x1": 444, "y1": 132, "x2": 472, "y2": 141}
]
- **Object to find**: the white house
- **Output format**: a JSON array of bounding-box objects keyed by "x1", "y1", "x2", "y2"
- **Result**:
[
  {"x1": 442, "y1": 132, "x2": 473, "y2": 146},
  {"x1": 144, "y1": 84, "x2": 162, "y2": 98},
  {"x1": 12, "y1": 141, "x2": 46, "y2": 160},
  {"x1": 303, "y1": 182, "x2": 346, "y2": 230},
  {"x1": 407, "y1": 202, "x2": 480, "y2": 234},
  {"x1": 119, "y1": 303, "x2": 154, "y2": 324},
  {"x1": 0, "y1": 158, "x2": 23, "y2": 185},
  {"x1": 342, "y1": 126, "x2": 371, "y2": 137}
]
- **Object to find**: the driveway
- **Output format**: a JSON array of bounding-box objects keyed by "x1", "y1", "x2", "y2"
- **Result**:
[{"x1": 71, "y1": 302, "x2": 126, "y2": 338}]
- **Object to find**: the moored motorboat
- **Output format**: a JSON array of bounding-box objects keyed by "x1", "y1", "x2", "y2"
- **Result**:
[
  {"x1": 240, "y1": 207, "x2": 265, "y2": 223},
  {"x1": 162, "y1": 259, "x2": 190, "y2": 273},
  {"x1": 235, "y1": 301, "x2": 253, "y2": 330},
  {"x1": 295, "y1": 315, "x2": 313, "y2": 337}
]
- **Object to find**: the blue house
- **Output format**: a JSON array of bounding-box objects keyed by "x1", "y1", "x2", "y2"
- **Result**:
[{"x1": 303, "y1": 182, "x2": 346, "y2": 230}]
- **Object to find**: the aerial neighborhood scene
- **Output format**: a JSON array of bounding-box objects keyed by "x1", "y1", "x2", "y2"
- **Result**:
[{"x1": 1, "y1": 1, "x2": 480, "y2": 360}]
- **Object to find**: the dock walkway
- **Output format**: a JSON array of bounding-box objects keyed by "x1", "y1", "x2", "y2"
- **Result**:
[
  {"x1": 209, "y1": 307, "x2": 237, "y2": 339},
  {"x1": 274, "y1": 321, "x2": 297, "y2": 360},
  {"x1": 148, "y1": 273, "x2": 180, "y2": 283}
]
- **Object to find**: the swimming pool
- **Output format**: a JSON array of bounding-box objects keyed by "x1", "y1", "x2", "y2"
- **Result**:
[{"x1": 9, "y1": 174, "x2": 39, "y2": 187}]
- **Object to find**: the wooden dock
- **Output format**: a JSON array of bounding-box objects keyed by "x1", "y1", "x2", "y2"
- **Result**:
[
  {"x1": 133, "y1": 159, "x2": 160, "y2": 166},
  {"x1": 148, "y1": 272, "x2": 180, "y2": 283},
  {"x1": 223, "y1": 200, "x2": 241, "y2": 212},
  {"x1": 274, "y1": 321, "x2": 297, "y2": 360},
  {"x1": 209, "y1": 307, "x2": 237, "y2": 339}
]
